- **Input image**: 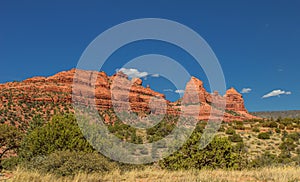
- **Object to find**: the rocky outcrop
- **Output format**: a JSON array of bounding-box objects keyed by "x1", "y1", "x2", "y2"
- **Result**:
[
  {"x1": 109, "y1": 71, "x2": 167, "y2": 114},
  {"x1": 182, "y1": 76, "x2": 211, "y2": 104},
  {"x1": 0, "y1": 69, "x2": 259, "y2": 126},
  {"x1": 180, "y1": 77, "x2": 260, "y2": 122},
  {"x1": 225, "y1": 87, "x2": 247, "y2": 112}
]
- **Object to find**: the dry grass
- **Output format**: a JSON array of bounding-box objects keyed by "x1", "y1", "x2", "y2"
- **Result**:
[{"x1": 2, "y1": 166, "x2": 299, "y2": 182}]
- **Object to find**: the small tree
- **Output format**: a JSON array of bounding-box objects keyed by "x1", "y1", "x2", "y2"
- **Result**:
[
  {"x1": 228, "y1": 133, "x2": 243, "y2": 143},
  {"x1": 257, "y1": 132, "x2": 270, "y2": 140},
  {"x1": 252, "y1": 127, "x2": 260, "y2": 133},
  {"x1": 269, "y1": 121, "x2": 278, "y2": 128},
  {"x1": 279, "y1": 138, "x2": 297, "y2": 152},
  {"x1": 250, "y1": 151, "x2": 277, "y2": 167},
  {"x1": 159, "y1": 132, "x2": 244, "y2": 170},
  {"x1": 19, "y1": 114, "x2": 94, "y2": 160},
  {"x1": 225, "y1": 127, "x2": 236, "y2": 135},
  {"x1": 0, "y1": 124, "x2": 23, "y2": 170}
]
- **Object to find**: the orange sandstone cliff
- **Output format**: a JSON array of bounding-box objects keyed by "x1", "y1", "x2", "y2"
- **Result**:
[{"x1": 0, "y1": 69, "x2": 260, "y2": 127}]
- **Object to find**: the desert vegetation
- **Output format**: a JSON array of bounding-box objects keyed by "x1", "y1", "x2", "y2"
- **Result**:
[{"x1": 0, "y1": 111, "x2": 299, "y2": 181}]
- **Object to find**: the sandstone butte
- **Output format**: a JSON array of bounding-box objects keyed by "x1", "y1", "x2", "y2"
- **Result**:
[{"x1": 0, "y1": 69, "x2": 260, "y2": 124}]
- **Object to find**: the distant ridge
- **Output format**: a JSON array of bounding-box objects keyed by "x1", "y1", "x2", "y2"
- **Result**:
[{"x1": 251, "y1": 110, "x2": 300, "y2": 119}]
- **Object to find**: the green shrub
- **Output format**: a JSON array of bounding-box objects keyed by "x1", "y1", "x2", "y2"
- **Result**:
[
  {"x1": 275, "y1": 128, "x2": 281, "y2": 134},
  {"x1": 250, "y1": 151, "x2": 277, "y2": 167},
  {"x1": 146, "y1": 115, "x2": 177, "y2": 142},
  {"x1": 233, "y1": 125, "x2": 245, "y2": 130},
  {"x1": 226, "y1": 110, "x2": 240, "y2": 116},
  {"x1": 159, "y1": 132, "x2": 245, "y2": 170},
  {"x1": 280, "y1": 119, "x2": 293, "y2": 126},
  {"x1": 269, "y1": 121, "x2": 278, "y2": 128},
  {"x1": 225, "y1": 127, "x2": 236, "y2": 135},
  {"x1": 286, "y1": 132, "x2": 300, "y2": 142},
  {"x1": 279, "y1": 124, "x2": 285, "y2": 130},
  {"x1": 286, "y1": 125, "x2": 294, "y2": 130},
  {"x1": 267, "y1": 130, "x2": 273, "y2": 135},
  {"x1": 278, "y1": 150, "x2": 293, "y2": 164},
  {"x1": 234, "y1": 121, "x2": 243, "y2": 126},
  {"x1": 262, "y1": 121, "x2": 278, "y2": 128},
  {"x1": 19, "y1": 114, "x2": 94, "y2": 160},
  {"x1": 252, "y1": 127, "x2": 260, "y2": 133},
  {"x1": 233, "y1": 142, "x2": 246, "y2": 153},
  {"x1": 292, "y1": 154, "x2": 300, "y2": 166},
  {"x1": 1, "y1": 156, "x2": 21, "y2": 170},
  {"x1": 218, "y1": 126, "x2": 225, "y2": 132},
  {"x1": 279, "y1": 138, "x2": 297, "y2": 152},
  {"x1": 21, "y1": 151, "x2": 118, "y2": 176},
  {"x1": 296, "y1": 148, "x2": 300, "y2": 155},
  {"x1": 228, "y1": 133, "x2": 243, "y2": 143},
  {"x1": 257, "y1": 132, "x2": 271, "y2": 140}
]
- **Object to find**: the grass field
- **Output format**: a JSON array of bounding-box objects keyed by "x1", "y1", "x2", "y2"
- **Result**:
[{"x1": 2, "y1": 166, "x2": 299, "y2": 182}]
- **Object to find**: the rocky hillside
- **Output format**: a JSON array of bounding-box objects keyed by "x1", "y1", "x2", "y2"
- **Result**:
[{"x1": 0, "y1": 69, "x2": 259, "y2": 129}]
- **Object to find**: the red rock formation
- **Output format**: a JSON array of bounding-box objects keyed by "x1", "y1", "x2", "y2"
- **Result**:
[
  {"x1": 0, "y1": 69, "x2": 260, "y2": 126},
  {"x1": 109, "y1": 72, "x2": 168, "y2": 115},
  {"x1": 225, "y1": 87, "x2": 247, "y2": 112},
  {"x1": 182, "y1": 76, "x2": 211, "y2": 104},
  {"x1": 180, "y1": 77, "x2": 260, "y2": 122}
]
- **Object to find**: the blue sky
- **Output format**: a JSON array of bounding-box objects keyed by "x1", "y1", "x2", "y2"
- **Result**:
[{"x1": 0, "y1": 0, "x2": 300, "y2": 111}]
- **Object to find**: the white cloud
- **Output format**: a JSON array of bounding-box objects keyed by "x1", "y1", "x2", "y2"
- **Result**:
[
  {"x1": 241, "y1": 88, "x2": 252, "y2": 94},
  {"x1": 117, "y1": 68, "x2": 148, "y2": 78},
  {"x1": 117, "y1": 68, "x2": 160, "y2": 78},
  {"x1": 163, "y1": 89, "x2": 173, "y2": 92},
  {"x1": 175, "y1": 89, "x2": 185, "y2": 94},
  {"x1": 262, "y1": 89, "x2": 291, "y2": 99},
  {"x1": 151, "y1": 74, "x2": 160, "y2": 77}
]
